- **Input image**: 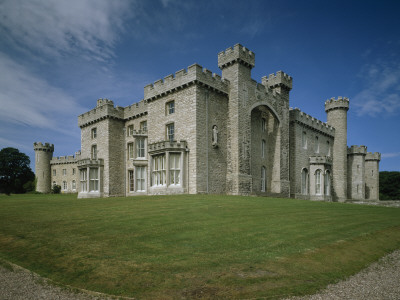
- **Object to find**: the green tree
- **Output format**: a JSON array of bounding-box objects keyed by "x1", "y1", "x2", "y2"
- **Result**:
[
  {"x1": 0, "y1": 147, "x2": 35, "y2": 195},
  {"x1": 379, "y1": 171, "x2": 400, "y2": 200}
]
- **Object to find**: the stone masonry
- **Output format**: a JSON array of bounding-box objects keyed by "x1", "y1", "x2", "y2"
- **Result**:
[{"x1": 34, "y1": 43, "x2": 380, "y2": 201}]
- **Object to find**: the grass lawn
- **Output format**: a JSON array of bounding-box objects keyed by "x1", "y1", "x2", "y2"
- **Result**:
[{"x1": 1, "y1": 194, "x2": 400, "y2": 299}]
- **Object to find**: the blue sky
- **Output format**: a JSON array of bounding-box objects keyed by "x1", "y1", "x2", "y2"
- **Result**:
[{"x1": 0, "y1": 0, "x2": 399, "y2": 171}]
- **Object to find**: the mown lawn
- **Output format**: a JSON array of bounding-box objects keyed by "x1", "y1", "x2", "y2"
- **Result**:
[{"x1": 0, "y1": 193, "x2": 400, "y2": 299}]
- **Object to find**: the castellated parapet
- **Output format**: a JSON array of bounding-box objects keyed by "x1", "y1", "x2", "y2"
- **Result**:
[
  {"x1": 124, "y1": 100, "x2": 148, "y2": 120},
  {"x1": 366, "y1": 152, "x2": 381, "y2": 161},
  {"x1": 289, "y1": 108, "x2": 335, "y2": 137},
  {"x1": 324, "y1": 96, "x2": 350, "y2": 112},
  {"x1": 50, "y1": 153, "x2": 81, "y2": 165},
  {"x1": 144, "y1": 64, "x2": 229, "y2": 101},
  {"x1": 33, "y1": 142, "x2": 54, "y2": 152},
  {"x1": 217, "y1": 43, "x2": 255, "y2": 69},
  {"x1": 78, "y1": 98, "x2": 124, "y2": 128},
  {"x1": 347, "y1": 145, "x2": 367, "y2": 155},
  {"x1": 262, "y1": 71, "x2": 293, "y2": 91}
]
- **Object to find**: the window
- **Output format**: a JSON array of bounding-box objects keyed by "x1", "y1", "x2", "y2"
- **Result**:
[
  {"x1": 62, "y1": 181, "x2": 67, "y2": 190},
  {"x1": 72, "y1": 180, "x2": 76, "y2": 191},
  {"x1": 140, "y1": 121, "x2": 147, "y2": 132},
  {"x1": 261, "y1": 118, "x2": 266, "y2": 132},
  {"x1": 91, "y1": 127, "x2": 97, "y2": 139},
  {"x1": 128, "y1": 170, "x2": 134, "y2": 192},
  {"x1": 152, "y1": 155, "x2": 166, "y2": 186},
  {"x1": 128, "y1": 143, "x2": 134, "y2": 159},
  {"x1": 324, "y1": 171, "x2": 330, "y2": 196},
  {"x1": 166, "y1": 123, "x2": 174, "y2": 142},
  {"x1": 53, "y1": 169, "x2": 56, "y2": 176},
  {"x1": 136, "y1": 166, "x2": 146, "y2": 191},
  {"x1": 301, "y1": 168, "x2": 308, "y2": 195},
  {"x1": 72, "y1": 168, "x2": 76, "y2": 175},
  {"x1": 315, "y1": 169, "x2": 322, "y2": 195},
  {"x1": 302, "y1": 131, "x2": 307, "y2": 149},
  {"x1": 80, "y1": 169, "x2": 87, "y2": 192},
  {"x1": 169, "y1": 153, "x2": 181, "y2": 185},
  {"x1": 91, "y1": 145, "x2": 97, "y2": 160},
  {"x1": 127, "y1": 124, "x2": 134, "y2": 136},
  {"x1": 261, "y1": 139, "x2": 266, "y2": 158},
  {"x1": 261, "y1": 166, "x2": 266, "y2": 192},
  {"x1": 89, "y1": 168, "x2": 99, "y2": 192},
  {"x1": 315, "y1": 136, "x2": 319, "y2": 153},
  {"x1": 327, "y1": 141, "x2": 331, "y2": 156},
  {"x1": 63, "y1": 169, "x2": 66, "y2": 176},
  {"x1": 136, "y1": 138, "x2": 145, "y2": 158},
  {"x1": 166, "y1": 101, "x2": 175, "y2": 115}
]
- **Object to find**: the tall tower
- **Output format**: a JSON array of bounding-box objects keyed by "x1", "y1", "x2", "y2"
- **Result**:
[
  {"x1": 365, "y1": 152, "x2": 381, "y2": 200},
  {"x1": 325, "y1": 97, "x2": 349, "y2": 202},
  {"x1": 218, "y1": 44, "x2": 255, "y2": 195},
  {"x1": 33, "y1": 142, "x2": 54, "y2": 193}
]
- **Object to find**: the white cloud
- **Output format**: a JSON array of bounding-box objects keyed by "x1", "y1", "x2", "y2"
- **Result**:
[
  {"x1": 0, "y1": 52, "x2": 85, "y2": 134},
  {"x1": 353, "y1": 61, "x2": 400, "y2": 117},
  {"x1": 382, "y1": 152, "x2": 400, "y2": 159},
  {"x1": 0, "y1": 0, "x2": 132, "y2": 62}
]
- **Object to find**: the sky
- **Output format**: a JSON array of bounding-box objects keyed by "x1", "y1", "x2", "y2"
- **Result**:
[{"x1": 0, "y1": 0, "x2": 399, "y2": 171}]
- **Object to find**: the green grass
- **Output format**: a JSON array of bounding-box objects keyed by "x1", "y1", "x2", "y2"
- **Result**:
[{"x1": 1, "y1": 194, "x2": 400, "y2": 299}]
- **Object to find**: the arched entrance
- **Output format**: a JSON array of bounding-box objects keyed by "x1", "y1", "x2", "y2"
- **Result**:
[{"x1": 250, "y1": 105, "x2": 281, "y2": 194}]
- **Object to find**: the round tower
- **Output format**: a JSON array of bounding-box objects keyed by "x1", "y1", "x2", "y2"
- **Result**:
[
  {"x1": 33, "y1": 142, "x2": 54, "y2": 193},
  {"x1": 325, "y1": 97, "x2": 349, "y2": 202}
]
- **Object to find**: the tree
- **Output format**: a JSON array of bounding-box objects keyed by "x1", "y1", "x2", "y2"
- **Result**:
[
  {"x1": 0, "y1": 147, "x2": 35, "y2": 195},
  {"x1": 379, "y1": 171, "x2": 400, "y2": 200}
]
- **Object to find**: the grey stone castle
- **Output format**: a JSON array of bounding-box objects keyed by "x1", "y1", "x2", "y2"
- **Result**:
[{"x1": 34, "y1": 44, "x2": 381, "y2": 202}]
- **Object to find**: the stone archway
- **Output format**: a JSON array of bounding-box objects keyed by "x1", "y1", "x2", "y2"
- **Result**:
[{"x1": 250, "y1": 105, "x2": 281, "y2": 194}]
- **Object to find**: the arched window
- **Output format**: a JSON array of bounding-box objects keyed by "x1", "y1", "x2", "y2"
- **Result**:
[
  {"x1": 315, "y1": 169, "x2": 322, "y2": 195},
  {"x1": 324, "y1": 171, "x2": 331, "y2": 196},
  {"x1": 261, "y1": 166, "x2": 266, "y2": 192},
  {"x1": 301, "y1": 168, "x2": 308, "y2": 195}
]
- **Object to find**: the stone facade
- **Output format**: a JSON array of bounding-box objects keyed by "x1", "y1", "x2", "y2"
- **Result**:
[{"x1": 34, "y1": 43, "x2": 381, "y2": 201}]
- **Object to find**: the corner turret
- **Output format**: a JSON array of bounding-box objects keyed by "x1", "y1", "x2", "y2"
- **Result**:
[
  {"x1": 33, "y1": 142, "x2": 54, "y2": 193},
  {"x1": 262, "y1": 71, "x2": 293, "y2": 93},
  {"x1": 325, "y1": 97, "x2": 350, "y2": 202},
  {"x1": 347, "y1": 145, "x2": 367, "y2": 200},
  {"x1": 218, "y1": 43, "x2": 255, "y2": 70},
  {"x1": 365, "y1": 152, "x2": 381, "y2": 200}
]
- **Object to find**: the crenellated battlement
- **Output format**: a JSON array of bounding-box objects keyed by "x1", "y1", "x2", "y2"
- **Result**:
[
  {"x1": 50, "y1": 153, "x2": 81, "y2": 165},
  {"x1": 144, "y1": 63, "x2": 229, "y2": 101},
  {"x1": 347, "y1": 145, "x2": 367, "y2": 155},
  {"x1": 124, "y1": 100, "x2": 148, "y2": 120},
  {"x1": 324, "y1": 96, "x2": 350, "y2": 112},
  {"x1": 148, "y1": 140, "x2": 188, "y2": 154},
  {"x1": 262, "y1": 71, "x2": 293, "y2": 91},
  {"x1": 218, "y1": 43, "x2": 255, "y2": 69},
  {"x1": 289, "y1": 108, "x2": 335, "y2": 136},
  {"x1": 33, "y1": 142, "x2": 54, "y2": 152},
  {"x1": 78, "y1": 98, "x2": 124, "y2": 128},
  {"x1": 366, "y1": 152, "x2": 381, "y2": 161}
]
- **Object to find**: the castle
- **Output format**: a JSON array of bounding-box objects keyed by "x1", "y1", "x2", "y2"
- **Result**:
[{"x1": 34, "y1": 44, "x2": 381, "y2": 202}]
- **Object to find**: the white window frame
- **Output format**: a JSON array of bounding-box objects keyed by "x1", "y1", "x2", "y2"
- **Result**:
[
  {"x1": 80, "y1": 169, "x2": 87, "y2": 192},
  {"x1": 91, "y1": 127, "x2": 97, "y2": 139},
  {"x1": 140, "y1": 121, "x2": 147, "y2": 132},
  {"x1": 89, "y1": 168, "x2": 99, "y2": 192},
  {"x1": 136, "y1": 138, "x2": 145, "y2": 158},
  {"x1": 152, "y1": 154, "x2": 166, "y2": 186},
  {"x1": 169, "y1": 153, "x2": 181, "y2": 186},
  {"x1": 127, "y1": 125, "x2": 134, "y2": 136},
  {"x1": 136, "y1": 166, "x2": 146, "y2": 191},
  {"x1": 166, "y1": 101, "x2": 175, "y2": 115},
  {"x1": 91, "y1": 145, "x2": 97, "y2": 160}
]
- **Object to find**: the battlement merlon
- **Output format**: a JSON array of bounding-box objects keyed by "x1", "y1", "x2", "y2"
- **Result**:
[
  {"x1": 366, "y1": 152, "x2": 381, "y2": 161},
  {"x1": 217, "y1": 44, "x2": 255, "y2": 70},
  {"x1": 347, "y1": 145, "x2": 367, "y2": 155},
  {"x1": 262, "y1": 71, "x2": 293, "y2": 92},
  {"x1": 324, "y1": 97, "x2": 350, "y2": 112},
  {"x1": 289, "y1": 108, "x2": 335, "y2": 137},
  {"x1": 309, "y1": 155, "x2": 333, "y2": 165},
  {"x1": 33, "y1": 142, "x2": 54, "y2": 152},
  {"x1": 78, "y1": 98, "x2": 124, "y2": 128},
  {"x1": 50, "y1": 154, "x2": 80, "y2": 165},
  {"x1": 143, "y1": 63, "x2": 229, "y2": 101},
  {"x1": 124, "y1": 100, "x2": 148, "y2": 120}
]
